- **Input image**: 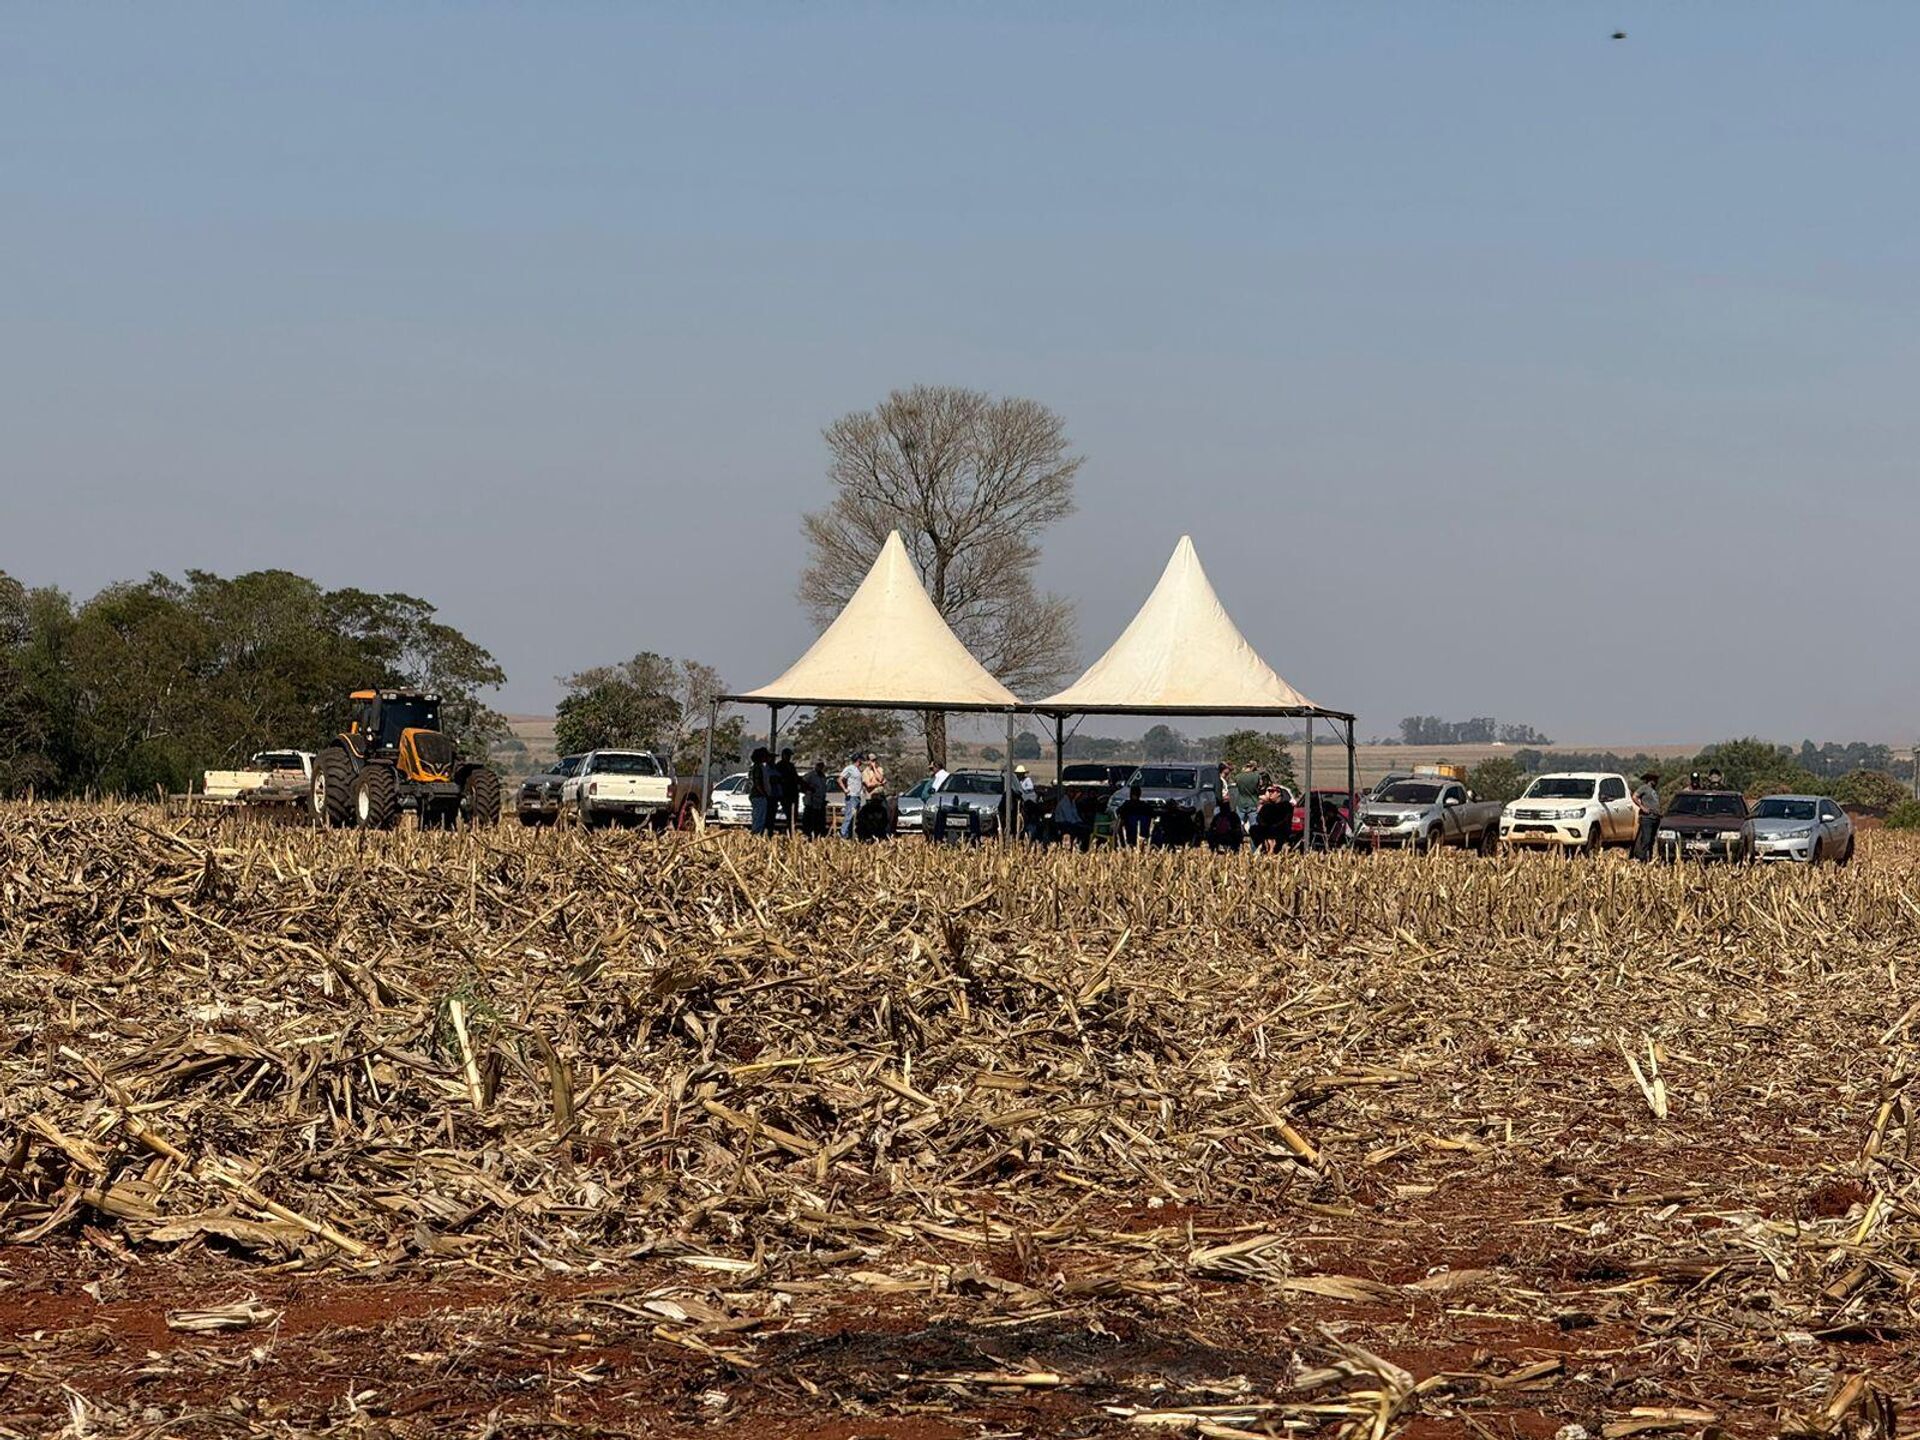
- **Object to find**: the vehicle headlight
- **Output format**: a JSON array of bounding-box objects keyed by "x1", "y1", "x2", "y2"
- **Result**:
[
  {"x1": 1550, "y1": 806, "x2": 1587, "y2": 820},
  {"x1": 1657, "y1": 828, "x2": 1678, "y2": 841},
  {"x1": 1717, "y1": 830, "x2": 1743, "y2": 842},
  {"x1": 1776, "y1": 827, "x2": 1812, "y2": 840}
]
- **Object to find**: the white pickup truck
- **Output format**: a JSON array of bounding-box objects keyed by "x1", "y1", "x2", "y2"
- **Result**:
[
  {"x1": 200, "y1": 751, "x2": 314, "y2": 808},
  {"x1": 560, "y1": 750, "x2": 675, "y2": 828}
]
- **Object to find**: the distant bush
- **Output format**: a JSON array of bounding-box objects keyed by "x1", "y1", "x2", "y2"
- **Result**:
[
  {"x1": 1834, "y1": 769, "x2": 1909, "y2": 814},
  {"x1": 1885, "y1": 800, "x2": 1920, "y2": 831},
  {"x1": 1466, "y1": 756, "x2": 1528, "y2": 804}
]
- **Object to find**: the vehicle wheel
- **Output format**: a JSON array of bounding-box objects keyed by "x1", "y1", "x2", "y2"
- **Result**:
[
  {"x1": 1581, "y1": 826, "x2": 1601, "y2": 857},
  {"x1": 1808, "y1": 837, "x2": 1822, "y2": 865},
  {"x1": 1477, "y1": 823, "x2": 1499, "y2": 857},
  {"x1": 354, "y1": 765, "x2": 399, "y2": 831},
  {"x1": 1839, "y1": 835, "x2": 1855, "y2": 865},
  {"x1": 311, "y1": 748, "x2": 354, "y2": 828},
  {"x1": 461, "y1": 767, "x2": 501, "y2": 827}
]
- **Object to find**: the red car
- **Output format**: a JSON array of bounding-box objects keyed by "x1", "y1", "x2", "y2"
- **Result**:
[{"x1": 1293, "y1": 788, "x2": 1355, "y2": 843}]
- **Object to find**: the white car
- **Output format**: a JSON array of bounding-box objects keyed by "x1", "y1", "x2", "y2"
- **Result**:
[
  {"x1": 561, "y1": 749, "x2": 675, "y2": 828},
  {"x1": 1751, "y1": 794, "x2": 1855, "y2": 864},
  {"x1": 1500, "y1": 772, "x2": 1639, "y2": 853},
  {"x1": 707, "y1": 771, "x2": 753, "y2": 827}
]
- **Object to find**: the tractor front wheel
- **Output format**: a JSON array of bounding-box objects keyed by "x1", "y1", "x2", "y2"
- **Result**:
[
  {"x1": 461, "y1": 767, "x2": 502, "y2": 827},
  {"x1": 312, "y1": 749, "x2": 355, "y2": 828},
  {"x1": 355, "y1": 765, "x2": 400, "y2": 831}
]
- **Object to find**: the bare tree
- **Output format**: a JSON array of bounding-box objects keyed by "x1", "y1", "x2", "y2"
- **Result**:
[{"x1": 798, "y1": 386, "x2": 1081, "y2": 767}]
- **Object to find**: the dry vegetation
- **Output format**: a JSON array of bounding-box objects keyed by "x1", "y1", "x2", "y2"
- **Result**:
[{"x1": 2, "y1": 805, "x2": 1917, "y2": 1439}]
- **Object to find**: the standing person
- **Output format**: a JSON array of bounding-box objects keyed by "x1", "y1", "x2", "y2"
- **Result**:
[
  {"x1": 1233, "y1": 761, "x2": 1263, "y2": 827},
  {"x1": 1117, "y1": 782, "x2": 1153, "y2": 846},
  {"x1": 773, "y1": 747, "x2": 801, "y2": 833},
  {"x1": 747, "y1": 747, "x2": 772, "y2": 835},
  {"x1": 1013, "y1": 765, "x2": 1038, "y2": 839},
  {"x1": 931, "y1": 761, "x2": 950, "y2": 793},
  {"x1": 1706, "y1": 768, "x2": 1726, "y2": 790},
  {"x1": 1631, "y1": 771, "x2": 1663, "y2": 861},
  {"x1": 838, "y1": 752, "x2": 864, "y2": 838},
  {"x1": 802, "y1": 760, "x2": 830, "y2": 837}
]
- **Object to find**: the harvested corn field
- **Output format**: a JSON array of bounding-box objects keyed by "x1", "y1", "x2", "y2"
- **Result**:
[{"x1": 2, "y1": 805, "x2": 1917, "y2": 1439}]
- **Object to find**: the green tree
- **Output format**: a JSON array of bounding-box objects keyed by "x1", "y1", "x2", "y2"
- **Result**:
[
  {"x1": 1466, "y1": 755, "x2": 1528, "y2": 803},
  {"x1": 1010, "y1": 731, "x2": 1043, "y2": 761},
  {"x1": 788, "y1": 707, "x2": 908, "y2": 773},
  {"x1": 1143, "y1": 724, "x2": 1189, "y2": 761},
  {"x1": 1216, "y1": 730, "x2": 1296, "y2": 788}
]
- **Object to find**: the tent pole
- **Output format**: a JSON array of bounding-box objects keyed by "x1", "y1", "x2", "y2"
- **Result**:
[
  {"x1": 1053, "y1": 716, "x2": 1065, "y2": 789},
  {"x1": 1345, "y1": 717, "x2": 1356, "y2": 847},
  {"x1": 1303, "y1": 715, "x2": 1315, "y2": 851},
  {"x1": 699, "y1": 699, "x2": 716, "y2": 821},
  {"x1": 1005, "y1": 710, "x2": 1017, "y2": 841}
]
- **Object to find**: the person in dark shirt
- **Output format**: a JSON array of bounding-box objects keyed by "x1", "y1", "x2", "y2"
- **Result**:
[
  {"x1": 772, "y1": 747, "x2": 801, "y2": 832},
  {"x1": 1206, "y1": 803, "x2": 1245, "y2": 852},
  {"x1": 1251, "y1": 784, "x2": 1295, "y2": 853},
  {"x1": 1117, "y1": 783, "x2": 1153, "y2": 846}
]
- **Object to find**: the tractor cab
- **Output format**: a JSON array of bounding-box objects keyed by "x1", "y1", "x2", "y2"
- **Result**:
[{"x1": 349, "y1": 689, "x2": 443, "y2": 755}]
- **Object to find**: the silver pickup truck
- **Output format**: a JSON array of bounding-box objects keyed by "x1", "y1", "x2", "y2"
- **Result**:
[{"x1": 1355, "y1": 776, "x2": 1503, "y2": 853}]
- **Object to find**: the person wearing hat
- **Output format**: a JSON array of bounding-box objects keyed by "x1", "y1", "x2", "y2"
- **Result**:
[
  {"x1": 1012, "y1": 764, "x2": 1042, "y2": 839},
  {"x1": 1631, "y1": 771, "x2": 1662, "y2": 861}
]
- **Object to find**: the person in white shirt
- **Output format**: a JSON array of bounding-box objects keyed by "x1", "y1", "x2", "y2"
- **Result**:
[
  {"x1": 838, "y1": 755, "x2": 864, "y2": 838},
  {"x1": 932, "y1": 764, "x2": 949, "y2": 793}
]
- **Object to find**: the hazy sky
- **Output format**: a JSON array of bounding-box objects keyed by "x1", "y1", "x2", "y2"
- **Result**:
[{"x1": 5, "y1": 4, "x2": 1917, "y2": 745}]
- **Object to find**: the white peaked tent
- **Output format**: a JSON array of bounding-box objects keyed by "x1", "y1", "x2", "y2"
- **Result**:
[
  {"x1": 705, "y1": 532, "x2": 1021, "y2": 814},
  {"x1": 1026, "y1": 535, "x2": 1355, "y2": 846}
]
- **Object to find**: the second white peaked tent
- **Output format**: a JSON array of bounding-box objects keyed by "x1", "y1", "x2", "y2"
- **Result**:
[
  {"x1": 1036, "y1": 535, "x2": 1333, "y2": 716},
  {"x1": 734, "y1": 530, "x2": 1018, "y2": 710}
]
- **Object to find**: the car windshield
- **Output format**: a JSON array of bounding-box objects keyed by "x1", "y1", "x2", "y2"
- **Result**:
[
  {"x1": 946, "y1": 774, "x2": 1002, "y2": 795},
  {"x1": 594, "y1": 753, "x2": 662, "y2": 776},
  {"x1": 1138, "y1": 767, "x2": 1198, "y2": 789},
  {"x1": 1667, "y1": 791, "x2": 1745, "y2": 817},
  {"x1": 1377, "y1": 781, "x2": 1441, "y2": 804},
  {"x1": 1526, "y1": 777, "x2": 1597, "y2": 800},
  {"x1": 257, "y1": 752, "x2": 304, "y2": 769},
  {"x1": 903, "y1": 779, "x2": 932, "y2": 800},
  {"x1": 554, "y1": 755, "x2": 584, "y2": 776},
  {"x1": 1063, "y1": 765, "x2": 1118, "y2": 783},
  {"x1": 1754, "y1": 798, "x2": 1816, "y2": 820},
  {"x1": 715, "y1": 774, "x2": 746, "y2": 793}
]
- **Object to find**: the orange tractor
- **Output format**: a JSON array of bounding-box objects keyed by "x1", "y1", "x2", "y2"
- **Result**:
[{"x1": 309, "y1": 689, "x2": 501, "y2": 829}]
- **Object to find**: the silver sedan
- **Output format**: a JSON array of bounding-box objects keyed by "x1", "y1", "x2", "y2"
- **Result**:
[{"x1": 1750, "y1": 794, "x2": 1854, "y2": 864}]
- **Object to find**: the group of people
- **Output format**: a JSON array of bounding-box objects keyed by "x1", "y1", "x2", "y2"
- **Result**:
[
  {"x1": 741, "y1": 747, "x2": 891, "y2": 838},
  {"x1": 734, "y1": 749, "x2": 1340, "y2": 853}
]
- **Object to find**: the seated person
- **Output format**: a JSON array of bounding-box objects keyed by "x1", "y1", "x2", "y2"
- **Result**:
[
  {"x1": 1250, "y1": 785, "x2": 1295, "y2": 853},
  {"x1": 1206, "y1": 803, "x2": 1244, "y2": 851},
  {"x1": 1052, "y1": 791, "x2": 1089, "y2": 850},
  {"x1": 1116, "y1": 783, "x2": 1153, "y2": 846}
]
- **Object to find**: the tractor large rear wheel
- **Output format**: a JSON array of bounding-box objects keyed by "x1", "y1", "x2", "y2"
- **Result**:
[
  {"x1": 354, "y1": 764, "x2": 400, "y2": 831},
  {"x1": 311, "y1": 749, "x2": 355, "y2": 828},
  {"x1": 462, "y1": 767, "x2": 502, "y2": 827}
]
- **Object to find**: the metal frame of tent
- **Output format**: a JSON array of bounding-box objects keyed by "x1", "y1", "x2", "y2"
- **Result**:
[
  {"x1": 1017, "y1": 701, "x2": 1358, "y2": 849},
  {"x1": 699, "y1": 695, "x2": 1023, "y2": 832}
]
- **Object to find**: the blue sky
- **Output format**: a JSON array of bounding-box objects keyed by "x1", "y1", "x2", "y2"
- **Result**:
[{"x1": 4, "y1": 3, "x2": 1917, "y2": 743}]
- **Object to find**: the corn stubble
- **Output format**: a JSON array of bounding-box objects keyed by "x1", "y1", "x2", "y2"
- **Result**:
[{"x1": 2, "y1": 804, "x2": 1917, "y2": 1437}]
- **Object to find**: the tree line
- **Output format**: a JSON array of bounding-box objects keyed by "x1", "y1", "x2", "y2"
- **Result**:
[
  {"x1": 1393, "y1": 716, "x2": 1552, "y2": 746},
  {"x1": 0, "y1": 568, "x2": 509, "y2": 798}
]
